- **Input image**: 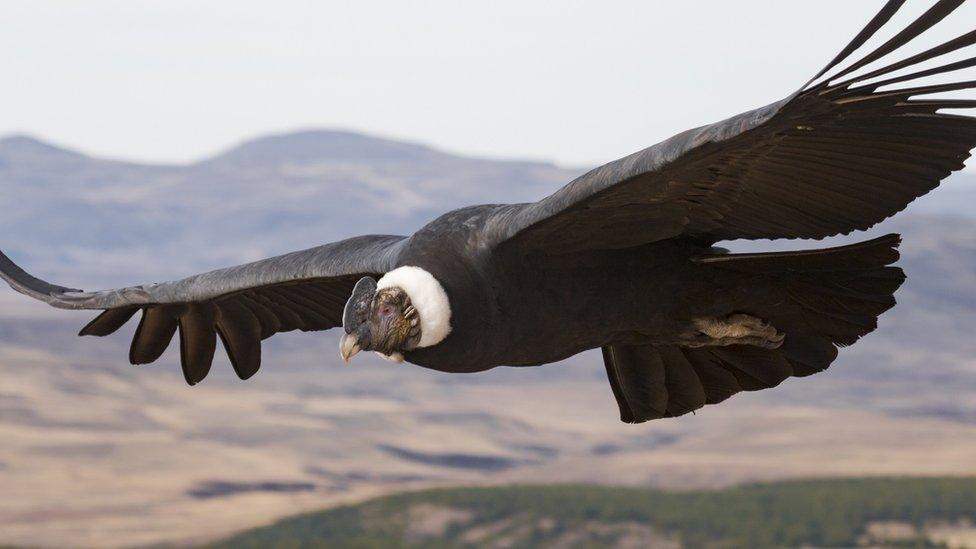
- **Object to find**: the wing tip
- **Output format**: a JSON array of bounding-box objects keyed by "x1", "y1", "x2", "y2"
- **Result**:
[
  {"x1": 78, "y1": 307, "x2": 140, "y2": 337},
  {"x1": 0, "y1": 248, "x2": 83, "y2": 305},
  {"x1": 807, "y1": 0, "x2": 973, "y2": 91}
]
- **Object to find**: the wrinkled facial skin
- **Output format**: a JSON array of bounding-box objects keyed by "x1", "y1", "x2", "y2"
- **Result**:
[
  {"x1": 368, "y1": 287, "x2": 420, "y2": 354},
  {"x1": 340, "y1": 277, "x2": 421, "y2": 363}
]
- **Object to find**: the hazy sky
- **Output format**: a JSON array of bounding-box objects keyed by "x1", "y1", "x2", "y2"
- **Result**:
[{"x1": 2, "y1": 1, "x2": 975, "y2": 168}]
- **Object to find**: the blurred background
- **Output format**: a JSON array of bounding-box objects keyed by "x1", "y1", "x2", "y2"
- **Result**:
[{"x1": 2, "y1": 1, "x2": 976, "y2": 547}]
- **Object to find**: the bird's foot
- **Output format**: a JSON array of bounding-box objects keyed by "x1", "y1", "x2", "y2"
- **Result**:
[{"x1": 685, "y1": 314, "x2": 785, "y2": 349}]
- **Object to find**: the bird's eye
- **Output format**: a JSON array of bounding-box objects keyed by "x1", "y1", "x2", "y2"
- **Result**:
[{"x1": 379, "y1": 305, "x2": 395, "y2": 318}]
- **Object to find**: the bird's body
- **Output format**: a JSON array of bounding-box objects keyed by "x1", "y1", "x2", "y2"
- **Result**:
[
  {"x1": 402, "y1": 211, "x2": 711, "y2": 372},
  {"x1": 2, "y1": 0, "x2": 975, "y2": 422}
]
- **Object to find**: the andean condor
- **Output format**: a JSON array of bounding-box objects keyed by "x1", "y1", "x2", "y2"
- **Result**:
[{"x1": 3, "y1": 0, "x2": 975, "y2": 422}]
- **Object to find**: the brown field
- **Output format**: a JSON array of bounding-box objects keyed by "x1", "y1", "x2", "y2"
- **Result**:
[{"x1": 3, "y1": 290, "x2": 976, "y2": 547}]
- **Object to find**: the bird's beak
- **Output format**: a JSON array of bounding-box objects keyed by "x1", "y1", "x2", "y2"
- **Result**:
[{"x1": 339, "y1": 333, "x2": 361, "y2": 363}]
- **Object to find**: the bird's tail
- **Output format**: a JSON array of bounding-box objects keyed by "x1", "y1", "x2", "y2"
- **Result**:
[
  {"x1": 695, "y1": 233, "x2": 905, "y2": 347},
  {"x1": 603, "y1": 234, "x2": 904, "y2": 423}
]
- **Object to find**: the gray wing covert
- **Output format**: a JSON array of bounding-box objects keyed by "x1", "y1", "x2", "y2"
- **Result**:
[{"x1": 0, "y1": 234, "x2": 406, "y2": 384}]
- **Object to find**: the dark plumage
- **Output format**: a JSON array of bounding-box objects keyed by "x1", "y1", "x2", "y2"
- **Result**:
[{"x1": 2, "y1": 1, "x2": 974, "y2": 422}]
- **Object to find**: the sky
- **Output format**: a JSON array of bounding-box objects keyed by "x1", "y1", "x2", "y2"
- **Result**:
[{"x1": 2, "y1": 1, "x2": 975, "y2": 169}]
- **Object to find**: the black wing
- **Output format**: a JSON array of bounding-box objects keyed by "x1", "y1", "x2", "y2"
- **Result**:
[
  {"x1": 0, "y1": 235, "x2": 405, "y2": 384},
  {"x1": 486, "y1": 0, "x2": 976, "y2": 252}
]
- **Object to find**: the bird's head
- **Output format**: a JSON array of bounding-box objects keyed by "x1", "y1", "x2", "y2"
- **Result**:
[{"x1": 339, "y1": 266, "x2": 452, "y2": 364}]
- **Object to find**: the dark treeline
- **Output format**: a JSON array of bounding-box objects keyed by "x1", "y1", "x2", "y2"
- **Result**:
[{"x1": 210, "y1": 477, "x2": 976, "y2": 548}]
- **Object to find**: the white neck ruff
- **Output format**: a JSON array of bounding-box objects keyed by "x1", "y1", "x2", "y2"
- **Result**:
[{"x1": 376, "y1": 266, "x2": 452, "y2": 348}]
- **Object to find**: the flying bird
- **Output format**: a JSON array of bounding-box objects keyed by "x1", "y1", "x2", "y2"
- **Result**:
[{"x1": 3, "y1": 0, "x2": 975, "y2": 423}]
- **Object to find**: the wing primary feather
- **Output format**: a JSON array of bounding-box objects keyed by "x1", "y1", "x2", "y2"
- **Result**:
[
  {"x1": 804, "y1": 0, "x2": 907, "y2": 88},
  {"x1": 129, "y1": 307, "x2": 179, "y2": 365},
  {"x1": 215, "y1": 301, "x2": 262, "y2": 380},
  {"x1": 828, "y1": 30, "x2": 976, "y2": 90},
  {"x1": 903, "y1": 99, "x2": 976, "y2": 109},
  {"x1": 79, "y1": 307, "x2": 138, "y2": 337},
  {"x1": 822, "y1": 0, "x2": 966, "y2": 86},
  {"x1": 841, "y1": 79, "x2": 976, "y2": 101},
  {"x1": 866, "y1": 56, "x2": 976, "y2": 91},
  {"x1": 178, "y1": 303, "x2": 217, "y2": 385}
]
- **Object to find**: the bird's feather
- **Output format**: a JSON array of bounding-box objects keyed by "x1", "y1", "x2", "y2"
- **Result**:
[
  {"x1": 487, "y1": 0, "x2": 976, "y2": 252},
  {"x1": 603, "y1": 234, "x2": 902, "y2": 423},
  {"x1": 0, "y1": 235, "x2": 405, "y2": 383}
]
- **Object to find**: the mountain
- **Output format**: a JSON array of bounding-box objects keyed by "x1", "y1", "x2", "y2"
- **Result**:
[
  {"x1": 1, "y1": 130, "x2": 975, "y2": 548},
  {"x1": 0, "y1": 134, "x2": 86, "y2": 164},
  {"x1": 3, "y1": 131, "x2": 973, "y2": 289},
  {"x1": 0, "y1": 131, "x2": 578, "y2": 288},
  {"x1": 201, "y1": 129, "x2": 457, "y2": 167}
]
